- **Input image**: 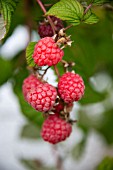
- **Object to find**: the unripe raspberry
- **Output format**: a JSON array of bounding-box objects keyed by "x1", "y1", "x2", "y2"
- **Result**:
[
  {"x1": 58, "y1": 72, "x2": 85, "y2": 103},
  {"x1": 53, "y1": 103, "x2": 64, "y2": 113},
  {"x1": 26, "y1": 83, "x2": 57, "y2": 112},
  {"x1": 22, "y1": 74, "x2": 41, "y2": 100},
  {"x1": 53, "y1": 102, "x2": 73, "y2": 114},
  {"x1": 32, "y1": 37, "x2": 64, "y2": 66},
  {"x1": 41, "y1": 113, "x2": 72, "y2": 144},
  {"x1": 38, "y1": 16, "x2": 64, "y2": 38}
]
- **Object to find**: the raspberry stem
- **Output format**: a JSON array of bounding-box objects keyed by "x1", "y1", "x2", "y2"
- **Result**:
[
  {"x1": 41, "y1": 66, "x2": 50, "y2": 79},
  {"x1": 52, "y1": 145, "x2": 63, "y2": 170},
  {"x1": 63, "y1": 24, "x2": 73, "y2": 31},
  {"x1": 84, "y1": 3, "x2": 92, "y2": 14},
  {"x1": 36, "y1": 0, "x2": 56, "y2": 35},
  {"x1": 44, "y1": 4, "x2": 53, "y2": 7},
  {"x1": 54, "y1": 65, "x2": 60, "y2": 78},
  {"x1": 61, "y1": 60, "x2": 75, "y2": 73}
]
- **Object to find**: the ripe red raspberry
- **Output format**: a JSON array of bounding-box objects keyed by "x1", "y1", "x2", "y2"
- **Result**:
[
  {"x1": 38, "y1": 16, "x2": 64, "y2": 38},
  {"x1": 41, "y1": 113, "x2": 72, "y2": 144},
  {"x1": 58, "y1": 72, "x2": 85, "y2": 103},
  {"x1": 32, "y1": 37, "x2": 64, "y2": 66},
  {"x1": 22, "y1": 74, "x2": 41, "y2": 100},
  {"x1": 26, "y1": 83, "x2": 57, "y2": 112}
]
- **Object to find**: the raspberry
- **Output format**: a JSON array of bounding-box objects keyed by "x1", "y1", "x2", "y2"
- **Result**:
[
  {"x1": 58, "y1": 72, "x2": 85, "y2": 103},
  {"x1": 41, "y1": 113, "x2": 72, "y2": 144},
  {"x1": 32, "y1": 37, "x2": 64, "y2": 66},
  {"x1": 22, "y1": 74, "x2": 41, "y2": 100},
  {"x1": 26, "y1": 83, "x2": 57, "y2": 112},
  {"x1": 53, "y1": 102, "x2": 73, "y2": 114},
  {"x1": 53, "y1": 103, "x2": 64, "y2": 113},
  {"x1": 38, "y1": 16, "x2": 64, "y2": 38}
]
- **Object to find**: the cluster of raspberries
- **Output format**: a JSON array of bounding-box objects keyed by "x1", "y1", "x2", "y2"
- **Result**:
[{"x1": 23, "y1": 35, "x2": 85, "y2": 144}]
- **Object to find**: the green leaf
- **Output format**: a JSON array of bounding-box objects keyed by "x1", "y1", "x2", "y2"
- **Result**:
[
  {"x1": 83, "y1": 9, "x2": 99, "y2": 24},
  {"x1": 0, "y1": 13, "x2": 6, "y2": 40},
  {"x1": 20, "y1": 123, "x2": 41, "y2": 139},
  {"x1": 2, "y1": 0, "x2": 26, "y2": 44},
  {"x1": 92, "y1": 0, "x2": 110, "y2": 5},
  {"x1": 96, "y1": 157, "x2": 113, "y2": 170},
  {"x1": 0, "y1": 57, "x2": 13, "y2": 85},
  {"x1": 0, "y1": 0, "x2": 20, "y2": 40},
  {"x1": 26, "y1": 42, "x2": 37, "y2": 67},
  {"x1": 46, "y1": 0, "x2": 84, "y2": 26}
]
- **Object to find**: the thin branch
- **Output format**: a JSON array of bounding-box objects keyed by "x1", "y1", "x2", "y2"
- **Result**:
[
  {"x1": 84, "y1": 3, "x2": 92, "y2": 15},
  {"x1": 61, "y1": 60, "x2": 69, "y2": 67},
  {"x1": 36, "y1": 0, "x2": 56, "y2": 35},
  {"x1": 63, "y1": 24, "x2": 73, "y2": 31},
  {"x1": 54, "y1": 65, "x2": 60, "y2": 78},
  {"x1": 41, "y1": 66, "x2": 50, "y2": 79},
  {"x1": 52, "y1": 145, "x2": 64, "y2": 170},
  {"x1": 44, "y1": 4, "x2": 53, "y2": 7},
  {"x1": 24, "y1": 0, "x2": 32, "y2": 42}
]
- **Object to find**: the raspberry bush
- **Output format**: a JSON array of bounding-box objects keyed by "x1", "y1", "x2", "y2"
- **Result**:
[{"x1": 1, "y1": 0, "x2": 113, "y2": 169}]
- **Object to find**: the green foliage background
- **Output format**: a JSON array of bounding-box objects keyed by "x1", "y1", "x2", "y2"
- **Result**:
[{"x1": 0, "y1": 0, "x2": 113, "y2": 169}]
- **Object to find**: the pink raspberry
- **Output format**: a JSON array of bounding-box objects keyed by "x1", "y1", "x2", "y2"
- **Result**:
[
  {"x1": 41, "y1": 113, "x2": 72, "y2": 144},
  {"x1": 38, "y1": 16, "x2": 64, "y2": 38},
  {"x1": 26, "y1": 83, "x2": 57, "y2": 112},
  {"x1": 58, "y1": 72, "x2": 85, "y2": 103},
  {"x1": 22, "y1": 74, "x2": 41, "y2": 100},
  {"x1": 32, "y1": 37, "x2": 64, "y2": 66}
]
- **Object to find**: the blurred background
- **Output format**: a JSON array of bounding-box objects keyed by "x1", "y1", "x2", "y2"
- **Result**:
[{"x1": 0, "y1": 0, "x2": 113, "y2": 170}]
